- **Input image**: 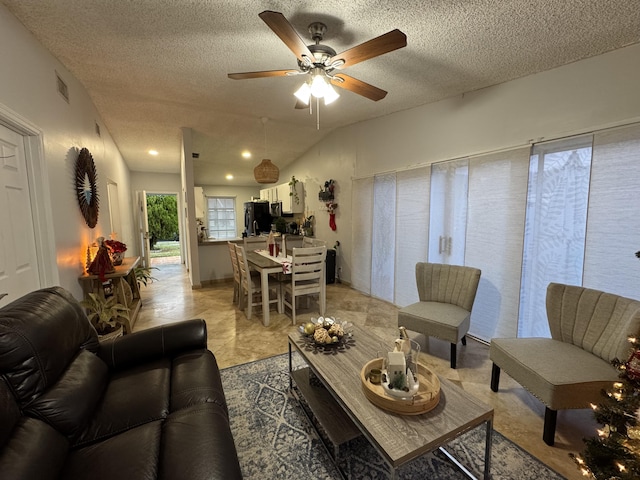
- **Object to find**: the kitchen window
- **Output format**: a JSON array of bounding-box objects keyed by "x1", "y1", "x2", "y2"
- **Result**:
[{"x1": 206, "y1": 197, "x2": 237, "y2": 239}]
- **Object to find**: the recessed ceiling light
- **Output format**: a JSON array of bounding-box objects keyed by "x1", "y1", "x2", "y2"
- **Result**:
[
  {"x1": 226, "y1": 174, "x2": 234, "y2": 180},
  {"x1": 148, "y1": 150, "x2": 159, "y2": 156},
  {"x1": 241, "y1": 150, "x2": 251, "y2": 158}
]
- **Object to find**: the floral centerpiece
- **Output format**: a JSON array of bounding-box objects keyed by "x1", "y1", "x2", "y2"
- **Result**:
[
  {"x1": 298, "y1": 316, "x2": 355, "y2": 353},
  {"x1": 105, "y1": 239, "x2": 127, "y2": 266}
]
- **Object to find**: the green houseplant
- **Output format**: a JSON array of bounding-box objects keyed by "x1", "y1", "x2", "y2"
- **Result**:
[
  {"x1": 288, "y1": 176, "x2": 300, "y2": 205},
  {"x1": 80, "y1": 292, "x2": 129, "y2": 337},
  {"x1": 134, "y1": 266, "x2": 158, "y2": 287}
]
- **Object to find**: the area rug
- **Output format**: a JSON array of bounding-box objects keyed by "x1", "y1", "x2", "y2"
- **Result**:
[{"x1": 221, "y1": 353, "x2": 566, "y2": 480}]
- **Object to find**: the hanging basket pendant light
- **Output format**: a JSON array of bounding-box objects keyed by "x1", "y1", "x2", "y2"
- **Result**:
[
  {"x1": 254, "y1": 117, "x2": 279, "y2": 184},
  {"x1": 254, "y1": 159, "x2": 279, "y2": 184}
]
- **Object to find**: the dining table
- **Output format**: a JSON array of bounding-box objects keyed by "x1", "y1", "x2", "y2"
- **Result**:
[{"x1": 245, "y1": 250, "x2": 291, "y2": 327}]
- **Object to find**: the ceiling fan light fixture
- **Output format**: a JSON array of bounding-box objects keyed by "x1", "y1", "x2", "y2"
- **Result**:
[
  {"x1": 294, "y1": 82, "x2": 311, "y2": 105},
  {"x1": 310, "y1": 73, "x2": 328, "y2": 98},
  {"x1": 323, "y1": 83, "x2": 340, "y2": 105}
]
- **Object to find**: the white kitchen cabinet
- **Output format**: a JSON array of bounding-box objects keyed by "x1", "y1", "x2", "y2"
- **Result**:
[
  {"x1": 260, "y1": 186, "x2": 278, "y2": 202},
  {"x1": 281, "y1": 181, "x2": 304, "y2": 214},
  {"x1": 260, "y1": 181, "x2": 304, "y2": 213}
]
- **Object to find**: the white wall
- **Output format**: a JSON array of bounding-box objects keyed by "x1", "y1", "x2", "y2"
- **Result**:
[
  {"x1": 280, "y1": 127, "x2": 357, "y2": 284},
  {"x1": 0, "y1": 5, "x2": 134, "y2": 300},
  {"x1": 285, "y1": 43, "x2": 640, "y2": 286}
]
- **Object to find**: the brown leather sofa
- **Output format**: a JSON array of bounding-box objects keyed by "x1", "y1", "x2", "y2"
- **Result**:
[{"x1": 0, "y1": 286, "x2": 243, "y2": 479}]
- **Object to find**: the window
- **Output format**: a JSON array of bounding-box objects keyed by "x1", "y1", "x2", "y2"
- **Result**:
[
  {"x1": 206, "y1": 197, "x2": 236, "y2": 239},
  {"x1": 518, "y1": 135, "x2": 593, "y2": 338}
]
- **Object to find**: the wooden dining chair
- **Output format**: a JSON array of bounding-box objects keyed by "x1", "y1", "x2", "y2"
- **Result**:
[
  {"x1": 235, "y1": 244, "x2": 279, "y2": 320},
  {"x1": 227, "y1": 241, "x2": 241, "y2": 306},
  {"x1": 244, "y1": 236, "x2": 267, "y2": 250},
  {"x1": 301, "y1": 237, "x2": 326, "y2": 248},
  {"x1": 283, "y1": 246, "x2": 327, "y2": 325}
]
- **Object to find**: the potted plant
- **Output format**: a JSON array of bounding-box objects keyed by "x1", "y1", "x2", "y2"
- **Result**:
[
  {"x1": 288, "y1": 176, "x2": 300, "y2": 205},
  {"x1": 80, "y1": 292, "x2": 129, "y2": 339},
  {"x1": 134, "y1": 266, "x2": 158, "y2": 287}
]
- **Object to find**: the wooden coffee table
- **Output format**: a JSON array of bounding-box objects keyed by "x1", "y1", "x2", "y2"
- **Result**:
[{"x1": 288, "y1": 324, "x2": 493, "y2": 479}]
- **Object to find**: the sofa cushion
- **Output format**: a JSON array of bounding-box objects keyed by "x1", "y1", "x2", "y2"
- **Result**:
[
  {"x1": 0, "y1": 286, "x2": 99, "y2": 405},
  {"x1": 73, "y1": 358, "x2": 170, "y2": 447},
  {"x1": 0, "y1": 417, "x2": 69, "y2": 480},
  {"x1": 24, "y1": 349, "x2": 108, "y2": 438},
  {"x1": 159, "y1": 403, "x2": 242, "y2": 480},
  {"x1": 490, "y1": 337, "x2": 619, "y2": 410},
  {"x1": 63, "y1": 421, "x2": 162, "y2": 480},
  {"x1": 0, "y1": 378, "x2": 20, "y2": 450},
  {"x1": 171, "y1": 350, "x2": 228, "y2": 413}
]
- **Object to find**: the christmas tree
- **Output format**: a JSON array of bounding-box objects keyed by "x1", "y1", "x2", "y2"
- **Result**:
[{"x1": 571, "y1": 251, "x2": 640, "y2": 479}]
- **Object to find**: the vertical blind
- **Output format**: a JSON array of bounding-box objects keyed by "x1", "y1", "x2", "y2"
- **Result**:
[
  {"x1": 394, "y1": 167, "x2": 431, "y2": 307},
  {"x1": 518, "y1": 136, "x2": 593, "y2": 338},
  {"x1": 351, "y1": 177, "x2": 373, "y2": 295},
  {"x1": 465, "y1": 148, "x2": 530, "y2": 341},
  {"x1": 371, "y1": 174, "x2": 396, "y2": 302},
  {"x1": 584, "y1": 124, "x2": 640, "y2": 300}
]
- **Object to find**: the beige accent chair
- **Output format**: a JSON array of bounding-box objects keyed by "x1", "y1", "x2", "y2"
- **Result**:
[
  {"x1": 234, "y1": 244, "x2": 280, "y2": 320},
  {"x1": 283, "y1": 246, "x2": 327, "y2": 325},
  {"x1": 397, "y1": 263, "x2": 481, "y2": 369},
  {"x1": 490, "y1": 283, "x2": 640, "y2": 446},
  {"x1": 227, "y1": 241, "x2": 241, "y2": 306}
]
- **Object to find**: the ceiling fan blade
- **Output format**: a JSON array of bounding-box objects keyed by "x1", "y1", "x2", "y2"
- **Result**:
[
  {"x1": 331, "y1": 74, "x2": 388, "y2": 101},
  {"x1": 259, "y1": 11, "x2": 315, "y2": 63},
  {"x1": 330, "y1": 29, "x2": 407, "y2": 69},
  {"x1": 228, "y1": 69, "x2": 299, "y2": 80}
]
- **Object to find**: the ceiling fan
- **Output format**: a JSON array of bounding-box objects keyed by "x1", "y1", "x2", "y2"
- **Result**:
[{"x1": 228, "y1": 11, "x2": 407, "y2": 106}]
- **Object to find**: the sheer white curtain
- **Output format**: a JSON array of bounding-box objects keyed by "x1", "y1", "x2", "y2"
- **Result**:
[
  {"x1": 518, "y1": 136, "x2": 593, "y2": 338},
  {"x1": 351, "y1": 177, "x2": 373, "y2": 295},
  {"x1": 371, "y1": 174, "x2": 396, "y2": 302},
  {"x1": 394, "y1": 167, "x2": 431, "y2": 307},
  {"x1": 584, "y1": 124, "x2": 640, "y2": 301},
  {"x1": 465, "y1": 148, "x2": 530, "y2": 341}
]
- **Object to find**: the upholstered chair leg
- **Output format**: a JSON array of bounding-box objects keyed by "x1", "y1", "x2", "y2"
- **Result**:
[
  {"x1": 461, "y1": 335, "x2": 467, "y2": 346},
  {"x1": 543, "y1": 408, "x2": 557, "y2": 446},
  {"x1": 450, "y1": 343, "x2": 457, "y2": 369},
  {"x1": 490, "y1": 363, "x2": 500, "y2": 392}
]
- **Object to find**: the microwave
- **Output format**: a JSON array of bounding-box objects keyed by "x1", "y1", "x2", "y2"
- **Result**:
[{"x1": 270, "y1": 201, "x2": 282, "y2": 217}]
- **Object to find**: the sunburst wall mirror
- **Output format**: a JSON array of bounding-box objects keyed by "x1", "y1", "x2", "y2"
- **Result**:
[{"x1": 74, "y1": 147, "x2": 99, "y2": 228}]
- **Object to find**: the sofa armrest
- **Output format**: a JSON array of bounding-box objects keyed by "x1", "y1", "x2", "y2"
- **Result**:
[{"x1": 97, "y1": 319, "x2": 208, "y2": 370}]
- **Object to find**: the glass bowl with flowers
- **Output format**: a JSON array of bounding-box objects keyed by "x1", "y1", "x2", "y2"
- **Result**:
[{"x1": 104, "y1": 239, "x2": 127, "y2": 266}]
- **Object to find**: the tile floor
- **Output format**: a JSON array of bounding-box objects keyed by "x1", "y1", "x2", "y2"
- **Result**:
[{"x1": 134, "y1": 263, "x2": 597, "y2": 480}]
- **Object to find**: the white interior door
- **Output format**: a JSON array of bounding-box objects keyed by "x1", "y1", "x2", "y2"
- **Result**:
[
  {"x1": 137, "y1": 190, "x2": 151, "y2": 267},
  {"x1": 428, "y1": 159, "x2": 469, "y2": 265},
  {"x1": 0, "y1": 124, "x2": 41, "y2": 304},
  {"x1": 107, "y1": 180, "x2": 122, "y2": 238}
]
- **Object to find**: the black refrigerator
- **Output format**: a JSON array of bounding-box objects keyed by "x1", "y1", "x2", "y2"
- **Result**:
[{"x1": 244, "y1": 201, "x2": 272, "y2": 236}]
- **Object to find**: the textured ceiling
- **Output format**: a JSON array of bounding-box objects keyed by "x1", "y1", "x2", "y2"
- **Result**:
[{"x1": 3, "y1": 0, "x2": 640, "y2": 185}]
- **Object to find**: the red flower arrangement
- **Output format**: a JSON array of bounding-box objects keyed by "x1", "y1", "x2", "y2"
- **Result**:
[{"x1": 105, "y1": 239, "x2": 127, "y2": 253}]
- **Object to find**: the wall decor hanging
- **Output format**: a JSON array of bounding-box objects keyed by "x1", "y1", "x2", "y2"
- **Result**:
[{"x1": 74, "y1": 147, "x2": 99, "y2": 228}]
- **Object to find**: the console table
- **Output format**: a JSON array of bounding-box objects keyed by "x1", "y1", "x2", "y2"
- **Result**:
[{"x1": 78, "y1": 256, "x2": 142, "y2": 333}]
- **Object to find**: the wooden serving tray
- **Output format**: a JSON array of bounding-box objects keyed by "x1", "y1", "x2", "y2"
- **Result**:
[{"x1": 360, "y1": 358, "x2": 441, "y2": 415}]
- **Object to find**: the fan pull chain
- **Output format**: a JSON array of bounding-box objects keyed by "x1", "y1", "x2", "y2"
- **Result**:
[{"x1": 316, "y1": 97, "x2": 320, "y2": 130}]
